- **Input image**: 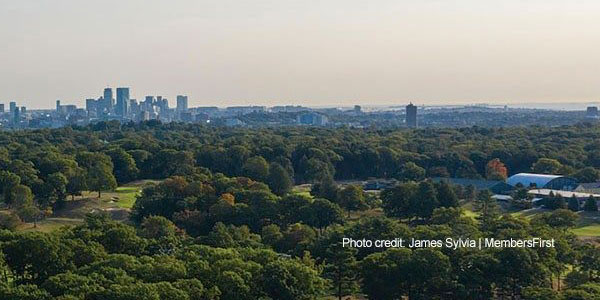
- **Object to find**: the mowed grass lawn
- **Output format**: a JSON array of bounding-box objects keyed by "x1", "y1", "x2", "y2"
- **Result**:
[
  {"x1": 16, "y1": 180, "x2": 157, "y2": 233},
  {"x1": 462, "y1": 200, "x2": 600, "y2": 237}
]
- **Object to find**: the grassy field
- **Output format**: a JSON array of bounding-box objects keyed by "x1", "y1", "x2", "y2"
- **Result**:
[
  {"x1": 461, "y1": 200, "x2": 600, "y2": 238},
  {"x1": 14, "y1": 180, "x2": 158, "y2": 233}
]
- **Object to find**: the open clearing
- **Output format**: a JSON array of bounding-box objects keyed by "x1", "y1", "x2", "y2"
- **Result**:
[{"x1": 15, "y1": 180, "x2": 159, "y2": 232}]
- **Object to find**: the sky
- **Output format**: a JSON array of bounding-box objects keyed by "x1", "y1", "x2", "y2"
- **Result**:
[{"x1": 1, "y1": 0, "x2": 600, "y2": 109}]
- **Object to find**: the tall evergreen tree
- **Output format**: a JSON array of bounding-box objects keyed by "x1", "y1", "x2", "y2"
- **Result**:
[{"x1": 584, "y1": 196, "x2": 598, "y2": 212}]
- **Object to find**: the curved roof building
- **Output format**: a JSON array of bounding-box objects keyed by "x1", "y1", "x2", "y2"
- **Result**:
[{"x1": 507, "y1": 173, "x2": 578, "y2": 191}]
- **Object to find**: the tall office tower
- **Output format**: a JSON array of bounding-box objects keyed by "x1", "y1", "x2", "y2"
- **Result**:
[
  {"x1": 103, "y1": 88, "x2": 114, "y2": 111},
  {"x1": 9, "y1": 102, "x2": 17, "y2": 114},
  {"x1": 406, "y1": 103, "x2": 417, "y2": 128},
  {"x1": 129, "y1": 99, "x2": 139, "y2": 115},
  {"x1": 116, "y1": 87, "x2": 130, "y2": 117},
  {"x1": 176, "y1": 95, "x2": 188, "y2": 112},
  {"x1": 56, "y1": 100, "x2": 61, "y2": 112},
  {"x1": 144, "y1": 96, "x2": 154, "y2": 105},
  {"x1": 12, "y1": 107, "x2": 20, "y2": 123},
  {"x1": 20, "y1": 106, "x2": 26, "y2": 114},
  {"x1": 86, "y1": 99, "x2": 97, "y2": 113},
  {"x1": 156, "y1": 96, "x2": 169, "y2": 113},
  {"x1": 0, "y1": 104, "x2": 4, "y2": 113}
]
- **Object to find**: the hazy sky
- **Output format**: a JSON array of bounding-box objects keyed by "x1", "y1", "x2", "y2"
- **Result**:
[{"x1": 1, "y1": 0, "x2": 600, "y2": 108}]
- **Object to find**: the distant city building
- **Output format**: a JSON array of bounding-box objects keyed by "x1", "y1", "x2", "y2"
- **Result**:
[
  {"x1": 0, "y1": 104, "x2": 4, "y2": 113},
  {"x1": 86, "y1": 99, "x2": 97, "y2": 114},
  {"x1": 176, "y1": 95, "x2": 188, "y2": 112},
  {"x1": 56, "y1": 100, "x2": 61, "y2": 112},
  {"x1": 406, "y1": 103, "x2": 417, "y2": 128},
  {"x1": 354, "y1": 105, "x2": 362, "y2": 113},
  {"x1": 226, "y1": 106, "x2": 266, "y2": 116},
  {"x1": 129, "y1": 99, "x2": 139, "y2": 116},
  {"x1": 271, "y1": 105, "x2": 310, "y2": 113},
  {"x1": 20, "y1": 106, "x2": 26, "y2": 114},
  {"x1": 587, "y1": 106, "x2": 599, "y2": 118},
  {"x1": 103, "y1": 88, "x2": 114, "y2": 111},
  {"x1": 297, "y1": 112, "x2": 328, "y2": 126},
  {"x1": 9, "y1": 102, "x2": 17, "y2": 114},
  {"x1": 116, "y1": 87, "x2": 130, "y2": 117},
  {"x1": 12, "y1": 107, "x2": 20, "y2": 124}
]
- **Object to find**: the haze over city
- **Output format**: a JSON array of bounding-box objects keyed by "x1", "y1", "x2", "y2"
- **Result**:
[{"x1": 2, "y1": 0, "x2": 600, "y2": 108}]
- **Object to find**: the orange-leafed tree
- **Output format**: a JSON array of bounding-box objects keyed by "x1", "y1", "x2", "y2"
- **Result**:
[{"x1": 486, "y1": 158, "x2": 508, "y2": 180}]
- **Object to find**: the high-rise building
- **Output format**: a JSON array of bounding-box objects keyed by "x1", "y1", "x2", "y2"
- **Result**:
[
  {"x1": 86, "y1": 99, "x2": 97, "y2": 113},
  {"x1": 406, "y1": 103, "x2": 417, "y2": 128},
  {"x1": 20, "y1": 106, "x2": 26, "y2": 114},
  {"x1": 56, "y1": 100, "x2": 61, "y2": 112},
  {"x1": 103, "y1": 88, "x2": 114, "y2": 111},
  {"x1": 12, "y1": 107, "x2": 20, "y2": 124},
  {"x1": 0, "y1": 104, "x2": 4, "y2": 113},
  {"x1": 176, "y1": 95, "x2": 188, "y2": 112},
  {"x1": 10, "y1": 101, "x2": 17, "y2": 114},
  {"x1": 116, "y1": 87, "x2": 130, "y2": 117}
]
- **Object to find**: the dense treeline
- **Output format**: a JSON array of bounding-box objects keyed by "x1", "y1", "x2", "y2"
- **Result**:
[
  {"x1": 2, "y1": 121, "x2": 600, "y2": 199},
  {"x1": 0, "y1": 122, "x2": 600, "y2": 299},
  {"x1": 2, "y1": 168, "x2": 600, "y2": 299}
]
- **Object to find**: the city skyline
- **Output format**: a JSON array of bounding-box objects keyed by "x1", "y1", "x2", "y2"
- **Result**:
[{"x1": 2, "y1": 0, "x2": 600, "y2": 107}]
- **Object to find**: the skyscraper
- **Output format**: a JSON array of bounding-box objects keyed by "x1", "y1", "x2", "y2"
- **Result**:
[
  {"x1": 116, "y1": 87, "x2": 130, "y2": 117},
  {"x1": 406, "y1": 103, "x2": 417, "y2": 128},
  {"x1": 12, "y1": 107, "x2": 20, "y2": 124},
  {"x1": 56, "y1": 100, "x2": 61, "y2": 112},
  {"x1": 103, "y1": 88, "x2": 113, "y2": 111},
  {"x1": 176, "y1": 95, "x2": 188, "y2": 112},
  {"x1": 0, "y1": 104, "x2": 4, "y2": 113},
  {"x1": 9, "y1": 102, "x2": 16, "y2": 114}
]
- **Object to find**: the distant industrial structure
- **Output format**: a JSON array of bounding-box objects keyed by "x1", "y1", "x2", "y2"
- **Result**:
[{"x1": 406, "y1": 103, "x2": 417, "y2": 128}]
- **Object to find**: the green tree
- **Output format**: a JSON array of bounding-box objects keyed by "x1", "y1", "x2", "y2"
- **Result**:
[
  {"x1": 106, "y1": 147, "x2": 140, "y2": 184},
  {"x1": 584, "y1": 196, "x2": 598, "y2": 212},
  {"x1": 3, "y1": 232, "x2": 70, "y2": 284},
  {"x1": 398, "y1": 162, "x2": 425, "y2": 181},
  {"x1": 66, "y1": 171, "x2": 87, "y2": 200},
  {"x1": 381, "y1": 182, "x2": 418, "y2": 219},
  {"x1": 532, "y1": 158, "x2": 562, "y2": 174},
  {"x1": 573, "y1": 167, "x2": 600, "y2": 183},
  {"x1": 310, "y1": 175, "x2": 338, "y2": 201},
  {"x1": 139, "y1": 215, "x2": 178, "y2": 239},
  {"x1": 260, "y1": 259, "x2": 327, "y2": 300},
  {"x1": 521, "y1": 287, "x2": 561, "y2": 300},
  {"x1": 0, "y1": 171, "x2": 21, "y2": 204},
  {"x1": 474, "y1": 190, "x2": 500, "y2": 227},
  {"x1": 242, "y1": 156, "x2": 270, "y2": 182},
  {"x1": 267, "y1": 162, "x2": 293, "y2": 196},
  {"x1": 568, "y1": 195, "x2": 580, "y2": 212},
  {"x1": 302, "y1": 198, "x2": 343, "y2": 233},
  {"x1": 324, "y1": 242, "x2": 359, "y2": 300},
  {"x1": 361, "y1": 248, "x2": 412, "y2": 299},
  {"x1": 337, "y1": 185, "x2": 368, "y2": 216},
  {"x1": 414, "y1": 181, "x2": 439, "y2": 220},
  {"x1": 46, "y1": 172, "x2": 68, "y2": 208},
  {"x1": 77, "y1": 152, "x2": 117, "y2": 197},
  {"x1": 436, "y1": 181, "x2": 459, "y2": 208}
]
